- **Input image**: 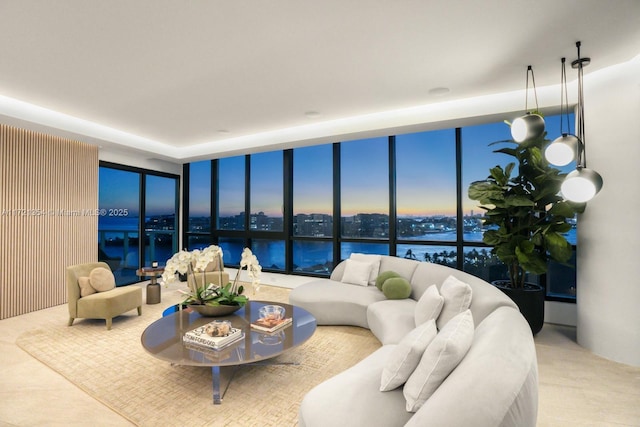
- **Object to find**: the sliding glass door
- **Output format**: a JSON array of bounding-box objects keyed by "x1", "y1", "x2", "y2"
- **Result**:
[{"x1": 98, "y1": 162, "x2": 179, "y2": 286}]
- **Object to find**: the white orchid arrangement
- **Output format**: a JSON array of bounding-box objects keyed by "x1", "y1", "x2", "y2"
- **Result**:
[
  {"x1": 161, "y1": 244, "x2": 223, "y2": 285},
  {"x1": 239, "y1": 247, "x2": 262, "y2": 291},
  {"x1": 161, "y1": 245, "x2": 262, "y2": 307}
]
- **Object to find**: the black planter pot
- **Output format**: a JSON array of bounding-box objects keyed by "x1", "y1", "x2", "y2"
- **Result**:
[{"x1": 492, "y1": 281, "x2": 545, "y2": 335}]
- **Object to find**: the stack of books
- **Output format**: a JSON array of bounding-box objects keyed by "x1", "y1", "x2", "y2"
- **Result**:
[
  {"x1": 251, "y1": 316, "x2": 293, "y2": 333},
  {"x1": 183, "y1": 321, "x2": 244, "y2": 350}
]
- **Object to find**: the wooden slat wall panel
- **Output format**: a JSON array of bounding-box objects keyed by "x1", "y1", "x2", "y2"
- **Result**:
[{"x1": 0, "y1": 124, "x2": 98, "y2": 319}]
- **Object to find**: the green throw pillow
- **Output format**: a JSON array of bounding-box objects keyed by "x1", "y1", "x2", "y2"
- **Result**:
[
  {"x1": 382, "y1": 277, "x2": 412, "y2": 299},
  {"x1": 375, "y1": 271, "x2": 401, "y2": 290}
]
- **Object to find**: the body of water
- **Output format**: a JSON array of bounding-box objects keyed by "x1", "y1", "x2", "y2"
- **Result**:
[{"x1": 99, "y1": 216, "x2": 577, "y2": 273}]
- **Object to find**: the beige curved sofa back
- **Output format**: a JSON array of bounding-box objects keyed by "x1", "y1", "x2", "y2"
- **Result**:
[{"x1": 330, "y1": 255, "x2": 518, "y2": 330}]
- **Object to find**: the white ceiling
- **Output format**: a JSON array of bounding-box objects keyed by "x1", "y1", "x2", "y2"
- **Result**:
[{"x1": 1, "y1": 0, "x2": 640, "y2": 163}]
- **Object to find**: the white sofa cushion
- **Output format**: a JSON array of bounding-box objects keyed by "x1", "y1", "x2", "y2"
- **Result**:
[
  {"x1": 414, "y1": 284, "x2": 444, "y2": 326},
  {"x1": 436, "y1": 275, "x2": 472, "y2": 330},
  {"x1": 404, "y1": 309, "x2": 474, "y2": 412},
  {"x1": 350, "y1": 253, "x2": 382, "y2": 286},
  {"x1": 380, "y1": 319, "x2": 437, "y2": 391},
  {"x1": 341, "y1": 259, "x2": 374, "y2": 286},
  {"x1": 367, "y1": 299, "x2": 418, "y2": 345}
]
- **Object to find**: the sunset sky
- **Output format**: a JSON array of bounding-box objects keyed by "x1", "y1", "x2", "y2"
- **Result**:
[{"x1": 107, "y1": 114, "x2": 574, "y2": 219}]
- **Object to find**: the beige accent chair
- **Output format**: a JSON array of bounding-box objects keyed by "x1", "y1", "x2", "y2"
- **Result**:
[
  {"x1": 189, "y1": 257, "x2": 230, "y2": 289},
  {"x1": 66, "y1": 262, "x2": 142, "y2": 330}
]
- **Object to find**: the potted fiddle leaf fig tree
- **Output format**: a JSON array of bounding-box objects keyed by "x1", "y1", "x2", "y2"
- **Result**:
[{"x1": 467, "y1": 131, "x2": 584, "y2": 334}]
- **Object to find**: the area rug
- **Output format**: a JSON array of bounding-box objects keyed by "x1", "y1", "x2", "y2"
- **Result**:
[{"x1": 16, "y1": 285, "x2": 381, "y2": 427}]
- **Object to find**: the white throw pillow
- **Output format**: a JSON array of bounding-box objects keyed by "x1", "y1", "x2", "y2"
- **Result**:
[
  {"x1": 414, "y1": 285, "x2": 444, "y2": 327},
  {"x1": 78, "y1": 276, "x2": 96, "y2": 297},
  {"x1": 341, "y1": 259, "x2": 374, "y2": 287},
  {"x1": 380, "y1": 319, "x2": 437, "y2": 391},
  {"x1": 404, "y1": 310, "x2": 474, "y2": 412},
  {"x1": 89, "y1": 267, "x2": 116, "y2": 292},
  {"x1": 349, "y1": 253, "x2": 382, "y2": 286},
  {"x1": 436, "y1": 275, "x2": 473, "y2": 330}
]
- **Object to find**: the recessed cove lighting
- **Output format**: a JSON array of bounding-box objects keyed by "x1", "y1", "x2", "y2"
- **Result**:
[
  {"x1": 304, "y1": 111, "x2": 321, "y2": 118},
  {"x1": 428, "y1": 87, "x2": 450, "y2": 96}
]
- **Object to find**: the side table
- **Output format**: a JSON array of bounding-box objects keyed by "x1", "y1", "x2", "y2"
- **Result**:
[{"x1": 136, "y1": 267, "x2": 164, "y2": 305}]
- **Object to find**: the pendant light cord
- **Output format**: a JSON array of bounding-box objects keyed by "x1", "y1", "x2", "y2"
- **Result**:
[
  {"x1": 576, "y1": 42, "x2": 586, "y2": 168},
  {"x1": 559, "y1": 57, "x2": 571, "y2": 136},
  {"x1": 525, "y1": 65, "x2": 540, "y2": 113}
]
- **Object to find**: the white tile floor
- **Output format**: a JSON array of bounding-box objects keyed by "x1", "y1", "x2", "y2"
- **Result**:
[{"x1": 1, "y1": 274, "x2": 638, "y2": 426}]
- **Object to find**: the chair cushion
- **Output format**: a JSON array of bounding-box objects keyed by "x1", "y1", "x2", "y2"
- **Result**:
[
  {"x1": 380, "y1": 319, "x2": 437, "y2": 391},
  {"x1": 404, "y1": 310, "x2": 474, "y2": 412},
  {"x1": 78, "y1": 276, "x2": 96, "y2": 297},
  {"x1": 89, "y1": 267, "x2": 116, "y2": 292}
]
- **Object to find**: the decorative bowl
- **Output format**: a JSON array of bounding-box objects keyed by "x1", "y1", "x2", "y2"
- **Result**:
[
  {"x1": 258, "y1": 304, "x2": 285, "y2": 320},
  {"x1": 188, "y1": 304, "x2": 243, "y2": 317}
]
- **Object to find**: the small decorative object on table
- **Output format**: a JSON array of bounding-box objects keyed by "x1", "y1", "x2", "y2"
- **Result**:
[
  {"x1": 161, "y1": 245, "x2": 262, "y2": 317},
  {"x1": 251, "y1": 305, "x2": 292, "y2": 333},
  {"x1": 183, "y1": 320, "x2": 244, "y2": 350}
]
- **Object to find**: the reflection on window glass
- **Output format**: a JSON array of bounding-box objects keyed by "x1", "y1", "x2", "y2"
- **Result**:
[
  {"x1": 294, "y1": 144, "x2": 333, "y2": 237},
  {"x1": 187, "y1": 235, "x2": 211, "y2": 251},
  {"x1": 547, "y1": 250, "x2": 577, "y2": 298},
  {"x1": 218, "y1": 237, "x2": 245, "y2": 266},
  {"x1": 250, "y1": 152, "x2": 283, "y2": 231},
  {"x1": 340, "y1": 242, "x2": 389, "y2": 260},
  {"x1": 188, "y1": 160, "x2": 211, "y2": 232},
  {"x1": 252, "y1": 239, "x2": 285, "y2": 270},
  {"x1": 341, "y1": 137, "x2": 388, "y2": 238},
  {"x1": 293, "y1": 241, "x2": 333, "y2": 275},
  {"x1": 218, "y1": 156, "x2": 245, "y2": 230},
  {"x1": 396, "y1": 130, "x2": 456, "y2": 242}
]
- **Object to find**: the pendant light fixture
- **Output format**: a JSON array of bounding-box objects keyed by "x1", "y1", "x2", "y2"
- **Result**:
[
  {"x1": 511, "y1": 65, "x2": 545, "y2": 142},
  {"x1": 560, "y1": 41, "x2": 603, "y2": 203},
  {"x1": 545, "y1": 57, "x2": 579, "y2": 166}
]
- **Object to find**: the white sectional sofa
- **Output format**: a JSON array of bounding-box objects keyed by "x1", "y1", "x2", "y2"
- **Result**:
[{"x1": 289, "y1": 255, "x2": 538, "y2": 427}]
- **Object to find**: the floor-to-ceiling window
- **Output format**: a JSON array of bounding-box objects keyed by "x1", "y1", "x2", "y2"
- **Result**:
[
  {"x1": 183, "y1": 113, "x2": 577, "y2": 301},
  {"x1": 98, "y1": 162, "x2": 179, "y2": 286},
  {"x1": 292, "y1": 144, "x2": 334, "y2": 274},
  {"x1": 395, "y1": 129, "x2": 457, "y2": 268},
  {"x1": 340, "y1": 137, "x2": 390, "y2": 257}
]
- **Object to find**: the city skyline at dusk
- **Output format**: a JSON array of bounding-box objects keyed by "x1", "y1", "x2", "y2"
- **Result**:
[{"x1": 139, "y1": 114, "x2": 575, "y2": 220}]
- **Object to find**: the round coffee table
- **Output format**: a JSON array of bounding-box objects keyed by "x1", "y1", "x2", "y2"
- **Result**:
[{"x1": 140, "y1": 300, "x2": 316, "y2": 404}]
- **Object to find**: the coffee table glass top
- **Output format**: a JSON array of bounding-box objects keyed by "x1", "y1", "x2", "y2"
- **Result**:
[{"x1": 141, "y1": 300, "x2": 317, "y2": 367}]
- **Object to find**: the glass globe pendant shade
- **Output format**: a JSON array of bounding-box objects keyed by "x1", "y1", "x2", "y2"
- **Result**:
[
  {"x1": 511, "y1": 113, "x2": 545, "y2": 143},
  {"x1": 561, "y1": 168, "x2": 604, "y2": 203},
  {"x1": 545, "y1": 134, "x2": 578, "y2": 166}
]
